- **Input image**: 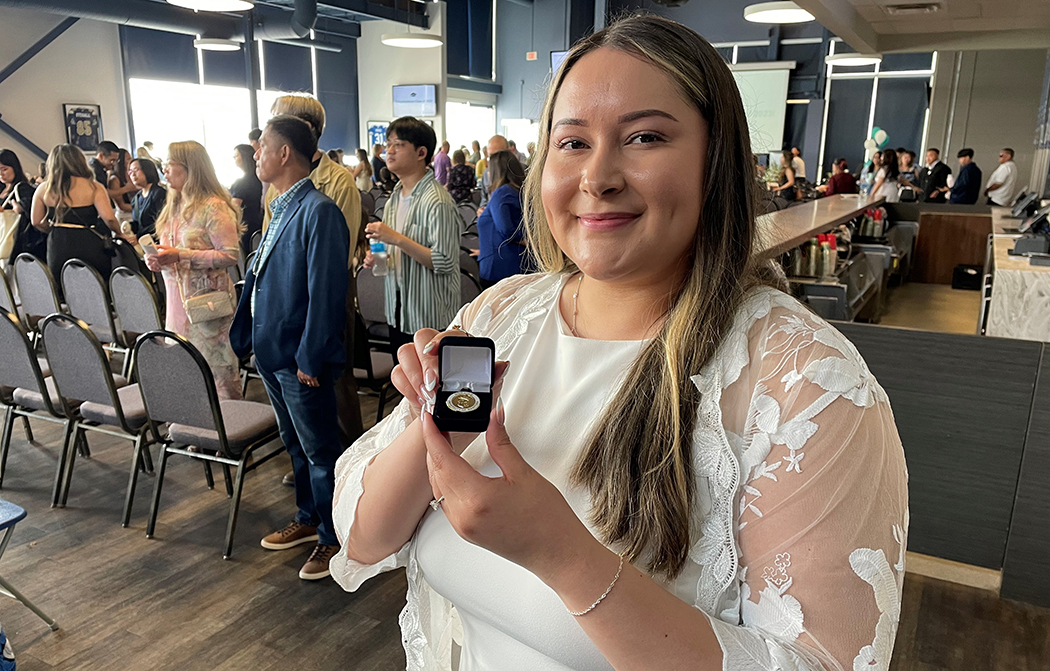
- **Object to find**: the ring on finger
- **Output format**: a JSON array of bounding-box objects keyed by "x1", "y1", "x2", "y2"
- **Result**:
[{"x1": 429, "y1": 496, "x2": 445, "y2": 511}]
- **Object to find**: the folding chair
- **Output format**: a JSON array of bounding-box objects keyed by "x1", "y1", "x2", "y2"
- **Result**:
[
  {"x1": 12, "y1": 253, "x2": 61, "y2": 335},
  {"x1": 355, "y1": 266, "x2": 392, "y2": 352},
  {"x1": 352, "y1": 314, "x2": 398, "y2": 424},
  {"x1": 461, "y1": 270, "x2": 482, "y2": 307},
  {"x1": 135, "y1": 331, "x2": 282, "y2": 559},
  {"x1": 61, "y1": 259, "x2": 126, "y2": 365},
  {"x1": 0, "y1": 500, "x2": 57, "y2": 630},
  {"x1": 110, "y1": 267, "x2": 163, "y2": 346},
  {"x1": 0, "y1": 266, "x2": 17, "y2": 318},
  {"x1": 40, "y1": 314, "x2": 158, "y2": 525},
  {"x1": 360, "y1": 190, "x2": 375, "y2": 217},
  {"x1": 374, "y1": 195, "x2": 390, "y2": 219},
  {"x1": 457, "y1": 203, "x2": 477, "y2": 233},
  {"x1": 249, "y1": 229, "x2": 262, "y2": 253}
]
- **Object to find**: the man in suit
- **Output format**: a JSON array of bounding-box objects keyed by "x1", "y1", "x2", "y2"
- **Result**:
[
  {"x1": 919, "y1": 148, "x2": 952, "y2": 203},
  {"x1": 947, "y1": 148, "x2": 982, "y2": 205},
  {"x1": 231, "y1": 115, "x2": 350, "y2": 581}
]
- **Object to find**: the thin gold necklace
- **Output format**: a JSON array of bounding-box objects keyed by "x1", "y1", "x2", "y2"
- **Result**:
[{"x1": 570, "y1": 272, "x2": 584, "y2": 337}]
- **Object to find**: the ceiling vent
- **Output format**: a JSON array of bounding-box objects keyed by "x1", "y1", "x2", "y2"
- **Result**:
[{"x1": 883, "y1": 2, "x2": 943, "y2": 16}]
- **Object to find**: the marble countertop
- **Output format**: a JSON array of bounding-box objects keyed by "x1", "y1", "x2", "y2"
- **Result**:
[
  {"x1": 990, "y1": 207, "x2": 1050, "y2": 274},
  {"x1": 987, "y1": 207, "x2": 1050, "y2": 342},
  {"x1": 757, "y1": 194, "x2": 884, "y2": 257}
]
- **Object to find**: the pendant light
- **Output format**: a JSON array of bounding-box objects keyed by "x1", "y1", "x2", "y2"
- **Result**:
[
  {"x1": 168, "y1": 0, "x2": 254, "y2": 12},
  {"x1": 825, "y1": 53, "x2": 883, "y2": 67},
  {"x1": 382, "y1": 0, "x2": 442, "y2": 49},
  {"x1": 194, "y1": 38, "x2": 241, "y2": 51},
  {"x1": 743, "y1": 2, "x2": 814, "y2": 24}
]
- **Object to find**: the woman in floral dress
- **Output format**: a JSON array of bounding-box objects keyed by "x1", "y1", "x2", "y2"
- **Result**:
[{"x1": 147, "y1": 141, "x2": 243, "y2": 399}]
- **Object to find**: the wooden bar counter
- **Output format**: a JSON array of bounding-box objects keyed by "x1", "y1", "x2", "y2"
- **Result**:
[{"x1": 756, "y1": 194, "x2": 883, "y2": 257}]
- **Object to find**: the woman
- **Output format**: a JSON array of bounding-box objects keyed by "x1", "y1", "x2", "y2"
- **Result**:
[
  {"x1": 899, "y1": 150, "x2": 917, "y2": 183},
  {"x1": 446, "y1": 150, "x2": 476, "y2": 203},
  {"x1": 468, "y1": 140, "x2": 482, "y2": 166},
  {"x1": 771, "y1": 150, "x2": 797, "y2": 203},
  {"x1": 146, "y1": 141, "x2": 243, "y2": 399},
  {"x1": 128, "y1": 157, "x2": 166, "y2": 237},
  {"x1": 474, "y1": 147, "x2": 488, "y2": 182},
  {"x1": 860, "y1": 150, "x2": 881, "y2": 197},
  {"x1": 352, "y1": 148, "x2": 373, "y2": 192},
  {"x1": 816, "y1": 158, "x2": 858, "y2": 197},
  {"x1": 1, "y1": 149, "x2": 45, "y2": 263},
  {"x1": 109, "y1": 148, "x2": 135, "y2": 213},
  {"x1": 870, "y1": 148, "x2": 906, "y2": 204},
  {"x1": 332, "y1": 15, "x2": 907, "y2": 671},
  {"x1": 475, "y1": 150, "x2": 528, "y2": 286},
  {"x1": 229, "y1": 144, "x2": 262, "y2": 254},
  {"x1": 31, "y1": 144, "x2": 121, "y2": 284}
]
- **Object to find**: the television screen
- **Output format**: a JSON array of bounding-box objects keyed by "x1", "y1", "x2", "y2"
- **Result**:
[
  {"x1": 393, "y1": 85, "x2": 437, "y2": 117},
  {"x1": 551, "y1": 51, "x2": 568, "y2": 74}
]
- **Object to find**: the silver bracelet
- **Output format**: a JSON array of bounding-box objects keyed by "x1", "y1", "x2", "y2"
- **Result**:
[{"x1": 567, "y1": 553, "x2": 626, "y2": 617}]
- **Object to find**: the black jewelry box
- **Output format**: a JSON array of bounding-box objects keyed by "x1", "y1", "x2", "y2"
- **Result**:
[{"x1": 433, "y1": 336, "x2": 495, "y2": 433}]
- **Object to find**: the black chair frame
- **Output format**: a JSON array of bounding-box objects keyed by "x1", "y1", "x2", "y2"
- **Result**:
[
  {"x1": 134, "y1": 330, "x2": 283, "y2": 559},
  {"x1": 109, "y1": 266, "x2": 164, "y2": 380},
  {"x1": 0, "y1": 266, "x2": 18, "y2": 320},
  {"x1": 39, "y1": 314, "x2": 158, "y2": 525},
  {"x1": 353, "y1": 314, "x2": 399, "y2": 424},
  {"x1": 61, "y1": 258, "x2": 128, "y2": 367}
]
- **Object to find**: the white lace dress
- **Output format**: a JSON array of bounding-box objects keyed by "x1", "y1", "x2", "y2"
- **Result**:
[{"x1": 331, "y1": 272, "x2": 909, "y2": 671}]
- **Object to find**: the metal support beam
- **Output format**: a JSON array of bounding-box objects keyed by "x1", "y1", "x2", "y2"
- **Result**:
[
  {"x1": 0, "y1": 16, "x2": 78, "y2": 86},
  {"x1": 0, "y1": 117, "x2": 48, "y2": 161},
  {"x1": 312, "y1": 0, "x2": 429, "y2": 27},
  {"x1": 244, "y1": 15, "x2": 259, "y2": 131},
  {"x1": 766, "y1": 25, "x2": 781, "y2": 62}
]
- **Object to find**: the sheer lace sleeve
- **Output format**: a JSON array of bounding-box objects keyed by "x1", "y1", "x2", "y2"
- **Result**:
[
  {"x1": 707, "y1": 299, "x2": 909, "y2": 671},
  {"x1": 329, "y1": 273, "x2": 558, "y2": 593}
]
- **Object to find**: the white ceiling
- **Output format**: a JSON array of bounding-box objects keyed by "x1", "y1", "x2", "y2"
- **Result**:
[{"x1": 795, "y1": 0, "x2": 1050, "y2": 52}]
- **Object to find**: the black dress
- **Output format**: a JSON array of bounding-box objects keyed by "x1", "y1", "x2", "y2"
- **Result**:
[
  {"x1": 230, "y1": 173, "x2": 263, "y2": 253},
  {"x1": 45, "y1": 203, "x2": 115, "y2": 289},
  {"x1": 3, "y1": 181, "x2": 46, "y2": 263}
]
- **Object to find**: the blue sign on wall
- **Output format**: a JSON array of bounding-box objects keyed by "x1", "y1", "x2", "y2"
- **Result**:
[{"x1": 367, "y1": 121, "x2": 388, "y2": 149}]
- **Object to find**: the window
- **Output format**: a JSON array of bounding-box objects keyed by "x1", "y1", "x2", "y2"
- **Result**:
[{"x1": 445, "y1": 100, "x2": 495, "y2": 155}]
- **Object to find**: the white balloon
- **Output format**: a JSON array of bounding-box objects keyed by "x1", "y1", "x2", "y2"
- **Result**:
[
  {"x1": 874, "y1": 129, "x2": 888, "y2": 145},
  {"x1": 863, "y1": 138, "x2": 877, "y2": 150}
]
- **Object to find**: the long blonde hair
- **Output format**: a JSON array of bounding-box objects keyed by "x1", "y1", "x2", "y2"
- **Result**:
[
  {"x1": 524, "y1": 14, "x2": 762, "y2": 579},
  {"x1": 41, "y1": 144, "x2": 95, "y2": 224},
  {"x1": 156, "y1": 141, "x2": 241, "y2": 239}
]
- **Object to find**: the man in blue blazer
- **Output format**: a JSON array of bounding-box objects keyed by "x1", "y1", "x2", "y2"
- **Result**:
[{"x1": 230, "y1": 115, "x2": 350, "y2": 580}]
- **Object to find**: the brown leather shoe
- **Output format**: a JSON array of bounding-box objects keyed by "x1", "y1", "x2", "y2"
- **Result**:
[
  {"x1": 299, "y1": 544, "x2": 339, "y2": 580},
  {"x1": 281, "y1": 470, "x2": 295, "y2": 487},
  {"x1": 260, "y1": 521, "x2": 319, "y2": 550}
]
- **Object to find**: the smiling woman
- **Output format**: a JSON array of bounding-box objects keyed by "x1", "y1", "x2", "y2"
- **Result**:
[{"x1": 330, "y1": 13, "x2": 908, "y2": 671}]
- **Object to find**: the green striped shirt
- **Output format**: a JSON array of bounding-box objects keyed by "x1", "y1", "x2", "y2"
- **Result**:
[{"x1": 383, "y1": 169, "x2": 461, "y2": 333}]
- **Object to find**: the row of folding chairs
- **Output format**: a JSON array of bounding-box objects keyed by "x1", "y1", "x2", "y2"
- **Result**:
[{"x1": 0, "y1": 306, "x2": 282, "y2": 559}]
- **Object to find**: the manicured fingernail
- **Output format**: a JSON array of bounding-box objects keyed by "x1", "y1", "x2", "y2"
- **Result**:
[
  {"x1": 424, "y1": 369, "x2": 437, "y2": 392},
  {"x1": 423, "y1": 342, "x2": 435, "y2": 355},
  {"x1": 420, "y1": 385, "x2": 434, "y2": 403},
  {"x1": 496, "y1": 397, "x2": 506, "y2": 426},
  {"x1": 497, "y1": 360, "x2": 510, "y2": 378},
  {"x1": 417, "y1": 396, "x2": 425, "y2": 407}
]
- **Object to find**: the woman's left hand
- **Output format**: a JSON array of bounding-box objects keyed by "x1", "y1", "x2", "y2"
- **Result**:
[
  {"x1": 153, "y1": 244, "x2": 181, "y2": 266},
  {"x1": 420, "y1": 406, "x2": 596, "y2": 585},
  {"x1": 365, "y1": 221, "x2": 402, "y2": 246}
]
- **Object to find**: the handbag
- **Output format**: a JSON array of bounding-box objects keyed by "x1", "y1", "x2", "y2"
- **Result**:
[{"x1": 171, "y1": 221, "x2": 236, "y2": 324}]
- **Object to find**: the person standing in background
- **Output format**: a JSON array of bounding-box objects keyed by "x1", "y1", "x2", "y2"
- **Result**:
[
  {"x1": 870, "y1": 148, "x2": 907, "y2": 203},
  {"x1": 468, "y1": 139, "x2": 482, "y2": 166},
  {"x1": 508, "y1": 140, "x2": 527, "y2": 164},
  {"x1": 985, "y1": 148, "x2": 1019, "y2": 206},
  {"x1": 478, "y1": 135, "x2": 509, "y2": 212},
  {"x1": 433, "y1": 140, "x2": 451, "y2": 186},
  {"x1": 898, "y1": 150, "x2": 918, "y2": 183},
  {"x1": 89, "y1": 141, "x2": 118, "y2": 187},
  {"x1": 919, "y1": 148, "x2": 951, "y2": 203},
  {"x1": 248, "y1": 129, "x2": 262, "y2": 153},
  {"x1": 816, "y1": 158, "x2": 858, "y2": 197},
  {"x1": 109, "y1": 148, "x2": 135, "y2": 213},
  {"x1": 475, "y1": 150, "x2": 528, "y2": 287},
  {"x1": 128, "y1": 157, "x2": 166, "y2": 238},
  {"x1": 1, "y1": 149, "x2": 46, "y2": 263},
  {"x1": 791, "y1": 146, "x2": 806, "y2": 180},
  {"x1": 146, "y1": 141, "x2": 243, "y2": 399},
  {"x1": 263, "y1": 94, "x2": 364, "y2": 456},
  {"x1": 230, "y1": 144, "x2": 263, "y2": 254},
  {"x1": 446, "y1": 149, "x2": 476, "y2": 203},
  {"x1": 231, "y1": 115, "x2": 350, "y2": 581},
  {"x1": 363, "y1": 116, "x2": 461, "y2": 346},
  {"x1": 946, "y1": 148, "x2": 982, "y2": 205},
  {"x1": 371, "y1": 144, "x2": 386, "y2": 187},
  {"x1": 352, "y1": 148, "x2": 373, "y2": 191},
  {"x1": 526, "y1": 142, "x2": 536, "y2": 167},
  {"x1": 771, "y1": 150, "x2": 797, "y2": 203}
]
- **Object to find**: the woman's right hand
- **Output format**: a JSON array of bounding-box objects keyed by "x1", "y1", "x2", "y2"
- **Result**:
[
  {"x1": 362, "y1": 249, "x2": 375, "y2": 269},
  {"x1": 144, "y1": 255, "x2": 163, "y2": 272}
]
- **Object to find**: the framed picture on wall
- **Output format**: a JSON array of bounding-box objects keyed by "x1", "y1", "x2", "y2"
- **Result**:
[
  {"x1": 63, "y1": 103, "x2": 103, "y2": 152},
  {"x1": 367, "y1": 121, "x2": 388, "y2": 150}
]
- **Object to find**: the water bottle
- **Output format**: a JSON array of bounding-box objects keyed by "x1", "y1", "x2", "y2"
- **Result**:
[{"x1": 370, "y1": 240, "x2": 388, "y2": 277}]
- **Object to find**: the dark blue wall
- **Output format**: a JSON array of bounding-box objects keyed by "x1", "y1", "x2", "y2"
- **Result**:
[{"x1": 495, "y1": 0, "x2": 572, "y2": 124}]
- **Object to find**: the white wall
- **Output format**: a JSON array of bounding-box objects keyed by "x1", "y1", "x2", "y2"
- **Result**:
[
  {"x1": 0, "y1": 8, "x2": 130, "y2": 174},
  {"x1": 357, "y1": 3, "x2": 447, "y2": 147}
]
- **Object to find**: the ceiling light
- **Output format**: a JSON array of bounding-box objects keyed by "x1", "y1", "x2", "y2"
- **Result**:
[
  {"x1": 194, "y1": 38, "x2": 241, "y2": 51},
  {"x1": 825, "y1": 53, "x2": 883, "y2": 67},
  {"x1": 168, "y1": 0, "x2": 254, "y2": 12},
  {"x1": 743, "y1": 2, "x2": 814, "y2": 24},
  {"x1": 381, "y1": 33, "x2": 443, "y2": 49}
]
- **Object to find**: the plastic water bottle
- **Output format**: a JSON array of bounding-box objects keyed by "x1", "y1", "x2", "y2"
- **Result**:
[{"x1": 370, "y1": 240, "x2": 388, "y2": 277}]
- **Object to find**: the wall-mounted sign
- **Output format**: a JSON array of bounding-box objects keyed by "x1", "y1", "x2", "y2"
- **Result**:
[
  {"x1": 64, "y1": 103, "x2": 102, "y2": 152},
  {"x1": 526, "y1": 51, "x2": 537, "y2": 61},
  {"x1": 367, "y1": 121, "x2": 388, "y2": 150}
]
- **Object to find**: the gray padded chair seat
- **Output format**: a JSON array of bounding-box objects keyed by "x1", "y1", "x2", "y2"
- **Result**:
[
  {"x1": 168, "y1": 400, "x2": 276, "y2": 456},
  {"x1": 355, "y1": 350, "x2": 395, "y2": 380},
  {"x1": 79, "y1": 384, "x2": 148, "y2": 430},
  {"x1": 12, "y1": 377, "x2": 80, "y2": 413}
]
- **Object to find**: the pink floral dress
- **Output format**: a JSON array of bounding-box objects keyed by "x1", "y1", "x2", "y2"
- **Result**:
[{"x1": 158, "y1": 196, "x2": 243, "y2": 399}]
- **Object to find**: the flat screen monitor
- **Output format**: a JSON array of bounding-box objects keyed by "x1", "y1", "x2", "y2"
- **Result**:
[
  {"x1": 551, "y1": 51, "x2": 568, "y2": 74},
  {"x1": 1011, "y1": 191, "x2": 1039, "y2": 218},
  {"x1": 393, "y1": 85, "x2": 437, "y2": 118},
  {"x1": 1018, "y1": 204, "x2": 1050, "y2": 234}
]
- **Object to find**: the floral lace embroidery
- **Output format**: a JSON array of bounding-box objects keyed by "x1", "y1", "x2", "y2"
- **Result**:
[
  {"x1": 741, "y1": 553, "x2": 804, "y2": 641},
  {"x1": 850, "y1": 523, "x2": 907, "y2": 671}
]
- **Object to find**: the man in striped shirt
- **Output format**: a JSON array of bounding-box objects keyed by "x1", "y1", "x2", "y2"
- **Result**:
[{"x1": 364, "y1": 117, "x2": 461, "y2": 345}]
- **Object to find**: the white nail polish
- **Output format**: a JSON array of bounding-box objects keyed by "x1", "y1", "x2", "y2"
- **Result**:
[
  {"x1": 424, "y1": 369, "x2": 437, "y2": 392},
  {"x1": 496, "y1": 397, "x2": 506, "y2": 427}
]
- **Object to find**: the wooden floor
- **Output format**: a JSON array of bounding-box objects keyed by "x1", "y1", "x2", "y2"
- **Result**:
[
  {"x1": 880, "y1": 282, "x2": 982, "y2": 335},
  {"x1": 1, "y1": 384, "x2": 1048, "y2": 670}
]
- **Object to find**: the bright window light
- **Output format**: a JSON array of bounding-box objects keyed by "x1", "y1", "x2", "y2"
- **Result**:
[
  {"x1": 445, "y1": 101, "x2": 496, "y2": 156},
  {"x1": 500, "y1": 118, "x2": 540, "y2": 157}
]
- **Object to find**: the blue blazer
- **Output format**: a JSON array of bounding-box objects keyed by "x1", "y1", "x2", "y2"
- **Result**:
[{"x1": 230, "y1": 181, "x2": 349, "y2": 378}]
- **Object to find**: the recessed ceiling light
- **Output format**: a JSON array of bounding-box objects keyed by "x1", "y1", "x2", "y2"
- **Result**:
[
  {"x1": 168, "y1": 0, "x2": 254, "y2": 12},
  {"x1": 743, "y1": 2, "x2": 815, "y2": 24},
  {"x1": 194, "y1": 38, "x2": 241, "y2": 51},
  {"x1": 381, "y1": 33, "x2": 443, "y2": 49},
  {"x1": 825, "y1": 53, "x2": 884, "y2": 67}
]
